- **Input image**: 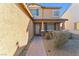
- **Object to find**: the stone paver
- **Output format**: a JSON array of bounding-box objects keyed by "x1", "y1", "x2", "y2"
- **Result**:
[{"x1": 26, "y1": 36, "x2": 47, "y2": 56}]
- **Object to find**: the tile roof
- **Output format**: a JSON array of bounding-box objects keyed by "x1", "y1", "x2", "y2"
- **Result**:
[{"x1": 27, "y1": 3, "x2": 61, "y2": 9}]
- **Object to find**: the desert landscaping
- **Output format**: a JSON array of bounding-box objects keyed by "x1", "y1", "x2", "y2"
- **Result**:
[{"x1": 43, "y1": 30, "x2": 79, "y2": 56}]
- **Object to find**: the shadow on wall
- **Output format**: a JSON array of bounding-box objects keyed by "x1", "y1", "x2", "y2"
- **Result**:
[
  {"x1": 14, "y1": 20, "x2": 34, "y2": 56},
  {"x1": 14, "y1": 42, "x2": 30, "y2": 56},
  {"x1": 14, "y1": 44, "x2": 27, "y2": 56}
]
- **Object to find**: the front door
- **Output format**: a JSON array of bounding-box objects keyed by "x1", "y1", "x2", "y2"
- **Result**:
[{"x1": 34, "y1": 23, "x2": 41, "y2": 36}]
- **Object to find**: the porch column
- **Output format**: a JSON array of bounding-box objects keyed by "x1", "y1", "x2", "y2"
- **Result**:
[
  {"x1": 41, "y1": 21, "x2": 44, "y2": 36},
  {"x1": 41, "y1": 21, "x2": 44, "y2": 32}
]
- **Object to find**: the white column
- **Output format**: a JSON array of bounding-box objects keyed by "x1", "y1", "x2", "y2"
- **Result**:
[{"x1": 41, "y1": 21, "x2": 44, "y2": 32}]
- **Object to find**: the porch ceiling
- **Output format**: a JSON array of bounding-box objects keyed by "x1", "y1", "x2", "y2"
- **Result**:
[{"x1": 33, "y1": 18, "x2": 68, "y2": 23}]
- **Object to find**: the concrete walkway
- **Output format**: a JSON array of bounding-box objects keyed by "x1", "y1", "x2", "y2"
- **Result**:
[{"x1": 26, "y1": 36, "x2": 47, "y2": 56}]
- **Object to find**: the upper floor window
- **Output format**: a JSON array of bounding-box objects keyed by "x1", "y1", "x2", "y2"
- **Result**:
[
  {"x1": 52, "y1": 10, "x2": 59, "y2": 17},
  {"x1": 30, "y1": 9, "x2": 39, "y2": 16}
]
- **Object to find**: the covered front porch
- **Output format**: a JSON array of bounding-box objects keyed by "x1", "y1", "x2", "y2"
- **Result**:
[{"x1": 33, "y1": 18, "x2": 68, "y2": 36}]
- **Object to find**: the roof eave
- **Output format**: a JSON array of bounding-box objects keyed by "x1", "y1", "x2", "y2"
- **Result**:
[
  {"x1": 17, "y1": 3, "x2": 33, "y2": 19},
  {"x1": 27, "y1": 3, "x2": 61, "y2": 9}
]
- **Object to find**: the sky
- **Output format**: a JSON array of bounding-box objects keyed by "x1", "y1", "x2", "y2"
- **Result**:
[{"x1": 38, "y1": 3, "x2": 71, "y2": 16}]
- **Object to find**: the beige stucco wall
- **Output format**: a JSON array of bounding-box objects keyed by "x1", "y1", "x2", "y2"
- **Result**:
[
  {"x1": 28, "y1": 4, "x2": 60, "y2": 19},
  {"x1": 43, "y1": 9, "x2": 59, "y2": 19},
  {"x1": 43, "y1": 9, "x2": 52, "y2": 19},
  {"x1": 62, "y1": 3, "x2": 79, "y2": 31},
  {"x1": 0, "y1": 4, "x2": 34, "y2": 56}
]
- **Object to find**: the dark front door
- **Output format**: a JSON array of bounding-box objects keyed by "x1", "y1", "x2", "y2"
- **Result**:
[{"x1": 34, "y1": 23, "x2": 41, "y2": 36}]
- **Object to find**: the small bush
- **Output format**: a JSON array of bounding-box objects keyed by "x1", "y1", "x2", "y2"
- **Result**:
[{"x1": 43, "y1": 31, "x2": 53, "y2": 40}]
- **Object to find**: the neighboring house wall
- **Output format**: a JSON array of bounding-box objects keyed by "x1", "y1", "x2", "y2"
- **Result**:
[
  {"x1": 0, "y1": 4, "x2": 34, "y2": 55},
  {"x1": 62, "y1": 3, "x2": 79, "y2": 34}
]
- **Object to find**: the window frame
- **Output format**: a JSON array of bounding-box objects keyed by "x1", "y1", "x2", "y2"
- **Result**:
[
  {"x1": 52, "y1": 10, "x2": 59, "y2": 17},
  {"x1": 30, "y1": 9, "x2": 39, "y2": 16}
]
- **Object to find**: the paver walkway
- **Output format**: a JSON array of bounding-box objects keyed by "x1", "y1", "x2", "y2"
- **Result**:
[{"x1": 26, "y1": 36, "x2": 47, "y2": 56}]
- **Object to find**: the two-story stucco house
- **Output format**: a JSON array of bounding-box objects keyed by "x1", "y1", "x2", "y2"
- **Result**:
[{"x1": 27, "y1": 3, "x2": 68, "y2": 36}]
